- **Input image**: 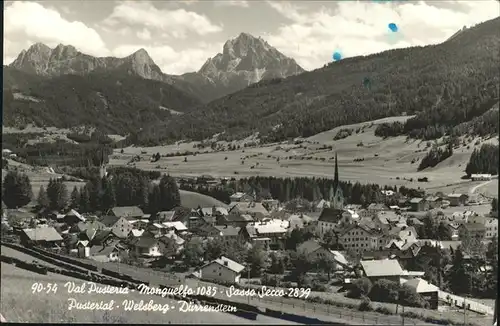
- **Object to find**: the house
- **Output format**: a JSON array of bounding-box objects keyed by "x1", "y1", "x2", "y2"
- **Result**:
[
  {"x1": 89, "y1": 229, "x2": 114, "y2": 246},
  {"x1": 317, "y1": 208, "x2": 344, "y2": 237},
  {"x1": 402, "y1": 278, "x2": 439, "y2": 309},
  {"x1": 63, "y1": 209, "x2": 86, "y2": 225},
  {"x1": 193, "y1": 223, "x2": 223, "y2": 237},
  {"x1": 471, "y1": 174, "x2": 492, "y2": 181},
  {"x1": 147, "y1": 223, "x2": 168, "y2": 237},
  {"x1": 425, "y1": 196, "x2": 443, "y2": 209},
  {"x1": 229, "y1": 202, "x2": 269, "y2": 220},
  {"x1": 159, "y1": 231, "x2": 185, "y2": 253},
  {"x1": 215, "y1": 225, "x2": 242, "y2": 240},
  {"x1": 297, "y1": 240, "x2": 350, "y2": 270},
  {"x1": 287, "y1": 213, "x2": 315, "y2": 231},
  {"x1": 20, "y1": 227, "x2": 64, "y2": 248},
  {"x1": 156, "y1": 211, "x2": 176, "y2": 223},
  {"x1": 218, "y1": 213, "x2": 254, "y2": 227},
  {"x1": 110, "y1": 206, "x2": 144, "y2": 219},
  {"x1": 76, "y1": 240, "x2": 90, "y2": 257},
  {"x1": 100, "y1": 216, "x2": 133, "y2": 239},
  {"x1": 485, "y1": 219, "x2": 498, "y2": 239},
  {"x1": 467, "y1": 214, "x2": 486, "y2": 225},
  {"x1": 409, "y1": 198, "x2": 428, "y2": 212},
  {"x1": 128, "y1": 229, "x2": 145, "y2": 238},
  {"x1": 130, "y1": 236, "x2": 162, "y2": 258},
  {"x1": 199, "y1": 206, "x2": 229, "y2": 218},
  {"x1": 88, "y1": 241, "x2": 122, "y2": 262},
  {"x1": 367, "y1": 203, "x2": 388, "y2": 216},
  {"x1": 315, "y1": 199, "x2": 331, "y2": 210},
  {"x1": 241, "y1": 220, "x2": 288, "y2": 250},
  {"x1": 162, "y1": 221, "x2": 188, "y2": 234},
  {"x1": 360, "y1": 259, "x2": 404, "y2": 283},
  {"x1": 337, "y1": 222, "x2": 384, "y2": 253},
  {"x1": 229, "y1": 192, "x2": 254, "y2": 202},
  {"x1": 200, "y1": 256, "x2": 245, "y2": 284},
  {"x1": 447, "y1": 194, "x2": 468, "y2": 207},
  {"x1": 261, "y1": 199, "x2": 280, "y2": 212},
  {"x1": 459, "y1": 223, "x2": 486, "y2": 240}
]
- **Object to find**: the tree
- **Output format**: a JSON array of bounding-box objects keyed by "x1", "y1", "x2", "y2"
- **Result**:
[
  {"x1": 268, "y1": 252, "x2": 285, "y2": 274},
  {"x1": 323, "y1": 229, "x2": 337, "y2": 248},
  {"x1": 317, "y1": 255, "x2": 337, "y2": 280},
  {"x1": 159, "y1": 175, "x2": 181, "y2": 211},
  {"x1": 436, "y1": 222, "x2": 452, "y2": 240},
  {"x1": 37, "y1": 185, "x2": 49, "y2": 209},
  {"x1": 161, "y1": 237, "x2": 178, "y2": 258},
  {"x1": 448, "y1": 247, "x2": 469, "y2": 295},
  {"x1": 247, "y1": 244, "x2": 269, "y2": 277},
  {"x1": 205, "y1": 238, "x2": 225, "y2": 262},
  {"x1": 491, "y1": 198, "x2": 498, "y2": 213},
  {"x1": 2, "y1": 171, "x2": 33, "y2": 208},
  {"x1": 369, "y1": 279, "x2": 399, "y2": 303},
  {"x1": 347, "y1": 278, "x2": 372, "y2": 299},
  {"x1": 183, "y1": 238, "x2": 205, "y2": 267},
  {"x1": 100, "y1": 176, "x2": 116, "y2": 212},
  {"x1": 46, "y1": 178, "x2": 68, "y2": 211},
  {"x1": 290, "y1": 251, "x2": 312, "y2": 280},
  {"x1": 70, "y1": 186, "x2": 80, "y2": 209},
  {"x1": 79, "y1": 186, "x2": 91, "y2": 213}
]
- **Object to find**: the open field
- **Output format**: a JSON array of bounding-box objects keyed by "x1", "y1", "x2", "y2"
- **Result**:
[
  {"x1": 109, "y1": 116, "x2": 498, "y2": 196},
  {"x1": 0, "y1": 262, "x2": 297, "y2": 324},
  {"x1": 2, "y1": 159, "x2": 86, "y2": 201}
]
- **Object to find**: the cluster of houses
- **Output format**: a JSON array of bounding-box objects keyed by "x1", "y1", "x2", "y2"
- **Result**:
[{"x1": 1, "y1": 157, "x2": 496, "y2": 314}]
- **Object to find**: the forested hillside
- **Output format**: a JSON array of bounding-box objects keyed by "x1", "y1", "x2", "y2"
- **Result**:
[
  {"x1": 465, "y1": 144, "x2": 499, "y2": 176},
  {"x1": 126, "y1": 17, "x2": 499, "y2": 146},
  {"x1": 3, "y1": 68, "x2": 201, "y2": 134}
]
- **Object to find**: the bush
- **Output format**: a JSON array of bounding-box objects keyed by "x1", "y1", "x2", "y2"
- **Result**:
[
  {"x1": 347, "y1": 277, "x2": 372, "y2": 299},
  {"x1": 375, "y1": 306, "x2": 392, "y2": 314},
  {"x1": 358, "y1": 297, "x2": 373, "y2": 311},
  {"x1": 368, "y1": 279, "x2": 399, "y2": 303}
]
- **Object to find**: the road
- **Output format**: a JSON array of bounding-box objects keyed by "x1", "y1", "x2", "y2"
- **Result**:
[{"x1": 469, "y1": 179, "x2": 494, "y2": 195}]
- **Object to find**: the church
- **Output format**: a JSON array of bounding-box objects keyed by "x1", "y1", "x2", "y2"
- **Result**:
[{"x1": 317, "y1": 154, "x2": 358, "y2": 237}]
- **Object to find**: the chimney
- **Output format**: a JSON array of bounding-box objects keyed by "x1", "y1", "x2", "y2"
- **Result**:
[{"x1": 224, "y1": 261, "x2": 228, "y2": 266}]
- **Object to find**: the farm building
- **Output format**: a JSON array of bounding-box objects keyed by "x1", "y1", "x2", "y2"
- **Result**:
[
  {"x1": 200, "y1": 256, "x2": 245, "y2": 284},
  {"x1": 471, "y1": 174, "x2": 492, "y2": 181},
  {"x1": 402, "y1": 278, "x2": 439, "y2": 309},
  {"x1": 360, "y1": 259, "x2": 404, "y2": 283},
  {"x1": 409, "y1": 198, "x2": 428, "y2": 212},
  {"x1": 425, "y1": 196, "x2": 443, "y2": 209},
  {"x1": 447, "y1": 194, "x2": 469, "y2": 207},
  {"x1": 229, "y1": 192, "x2": 254, "y2": 202},
  {"x1": 20, "y1": 227, "x2": 63, "y2": 248},
  {"x1": 89, "y1": 241, "x2": 122, "y2": 262},
  {"x1": 63, "y1": 209, "x2": 85, "y2": 225}
]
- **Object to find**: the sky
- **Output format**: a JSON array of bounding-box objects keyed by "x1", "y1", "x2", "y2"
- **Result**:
[{"x1": 4, "y1": 0, "x2": 500, "y2": 75}]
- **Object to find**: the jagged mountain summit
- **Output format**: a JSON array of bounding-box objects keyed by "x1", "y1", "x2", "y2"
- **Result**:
[
  {"x1": 178, "y1": 33, "x2": 305, "y2": 101},
  {"x1": 9, "y1": 33, "x2": 304, "y2": 103},
  {"x1": 10, "y1": 43, "x2": 166, "y2": 81}
]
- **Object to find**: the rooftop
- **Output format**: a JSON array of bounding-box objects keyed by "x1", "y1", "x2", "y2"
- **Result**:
[
  {"x1": 111, "y1": 206, "x2": 144, "y2": 218},
  {"x1": 22, "y1": 227, "x2": 63, "y2": 242},
  {"x1": 360, "y1": 259, "x2": 403, "y2": 277},
  {"x1": 202, "y1": 256, "x2": 245, "y2": 274}
]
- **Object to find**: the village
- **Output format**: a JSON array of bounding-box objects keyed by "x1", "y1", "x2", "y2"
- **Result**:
[{"x1": 1, "y1": 153, "x2": 497, "y2": 326}]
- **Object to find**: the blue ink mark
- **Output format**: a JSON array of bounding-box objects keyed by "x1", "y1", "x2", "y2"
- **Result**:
[
  {"x1": 388, "y1": 23, "x2": 398, "y2": 32},
  {"x1": 332, "y1": 51, "x2": 342, "y2": 61}
]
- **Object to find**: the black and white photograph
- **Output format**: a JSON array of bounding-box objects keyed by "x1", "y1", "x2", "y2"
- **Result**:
[{"x1": 1, "y1": 0, "x2": 499, "y2": 324}]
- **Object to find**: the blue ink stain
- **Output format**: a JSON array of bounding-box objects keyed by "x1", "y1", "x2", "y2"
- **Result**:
[
  {"x1": 332, "y1": 51, "x2": 342, "y2": 61},
  {"x1": 388, "y1": 23, "x2": 398, "y2": 33}
]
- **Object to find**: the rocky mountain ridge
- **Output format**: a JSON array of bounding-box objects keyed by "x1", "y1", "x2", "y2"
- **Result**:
[{"x1": 9, "y1": 33, "x2": 304, "y2": 102}]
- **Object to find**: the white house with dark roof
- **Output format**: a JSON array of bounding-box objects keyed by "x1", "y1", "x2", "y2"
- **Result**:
[
  {"x1": 317, "y1": 208, "x2": 345, "y2": 237},
  {"x1": 200, "y1": 256, "x2": 246, "y2": 284},
  {"x1": 100, "y1": 215, "x2": 133, "y2": 239}
]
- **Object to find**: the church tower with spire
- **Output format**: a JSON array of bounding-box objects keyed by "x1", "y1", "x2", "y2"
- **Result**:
[{"x1": 331, "y1": 153, "x2": 344, "y2": 209}]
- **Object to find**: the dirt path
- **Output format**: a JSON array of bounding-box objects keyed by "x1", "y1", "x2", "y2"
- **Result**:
[{"x1": 469, "y1": 179, "x2": 494, "y2": 195}]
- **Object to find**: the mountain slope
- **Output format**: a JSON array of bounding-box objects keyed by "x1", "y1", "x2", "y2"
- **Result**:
[
  {"x1": 175, "y1": 33, "x2": 305, "y2": 102},
  {"x1": 9, "y1": 35, "x2": 304, "y2": 103},
  {"x1": 127, "y1": 17, "x2": 500, "y2": 146},
  {"x1": 3, "y1": 67, "x2": 202, "y2": 134}
]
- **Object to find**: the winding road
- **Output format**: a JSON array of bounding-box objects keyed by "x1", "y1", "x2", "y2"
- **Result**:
[{"x1": 469, "y1": 179, "x2": 494, "y2": 195}]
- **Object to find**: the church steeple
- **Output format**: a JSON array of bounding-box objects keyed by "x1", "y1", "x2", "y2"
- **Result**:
[{"x1": 332, "y1": 152, "x2": 344, "y2": 210}]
